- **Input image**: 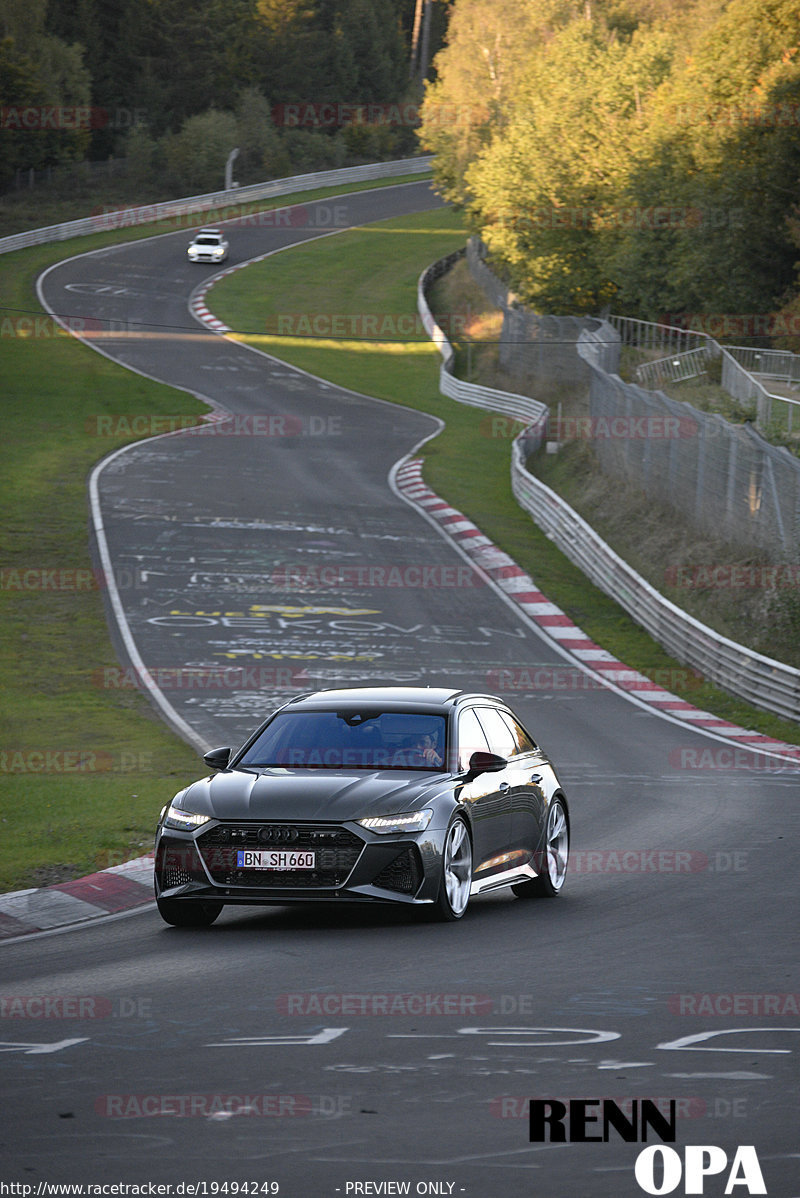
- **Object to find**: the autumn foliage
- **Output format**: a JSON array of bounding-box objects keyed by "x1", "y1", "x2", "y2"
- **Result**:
[{"x1": 419, "y1": 0, "x2": 800, "y2": 329}]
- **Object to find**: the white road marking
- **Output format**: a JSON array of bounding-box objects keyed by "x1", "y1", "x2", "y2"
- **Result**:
[
  {"x1": 0, "y1": 1038, "x2": 89, "y2": 1054},
  {"x1": 206, "y1": 1028, "x2": 348, "y2": 1047}
]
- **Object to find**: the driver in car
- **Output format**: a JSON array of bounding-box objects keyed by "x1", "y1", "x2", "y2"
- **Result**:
[{"x1": 412, "y1": 731, "x2": 443, "y2": 767}]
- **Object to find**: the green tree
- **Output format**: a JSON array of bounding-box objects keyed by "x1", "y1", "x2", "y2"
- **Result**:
[
  {"x1": 603, "y1": 0, "x2": 800, "y2": 321},
  {"x1": 162, "y1": 108, "x2": 239, "y2": 193},
  {"x1": 465, "y1": 14, "x2": 675, "y2": 310},
  {"x1": 418, "y1": 0, "x2": 561, "y2": 204},
  {"x1": 421, "y1": 0, "x2": 800, "y2": 325},
  {"x1": 235, "y1": 86, "x2": 292, "y2": 180},
  {"x1": 0, "y1": 0, "x2": 91, "y2": 181}
]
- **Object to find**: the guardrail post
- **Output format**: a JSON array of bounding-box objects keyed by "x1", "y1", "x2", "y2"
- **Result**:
[{"x1": 725, "y1": 432, "x2": 738, "y2": 539}]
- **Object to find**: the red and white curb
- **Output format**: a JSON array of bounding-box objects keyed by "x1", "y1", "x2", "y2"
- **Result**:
[
  {"x1": 0, "y1": 854, "x2": 154, "y2": 941},
  {"x1": 395, "y1": 458, "x2": 800, "y2": 765},
  {"x1": 189, "y1": 260, "x2": 253, "y2": 332}
]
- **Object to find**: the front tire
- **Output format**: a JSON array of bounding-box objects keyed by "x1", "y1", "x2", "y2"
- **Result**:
[
  {"x1": 513, "y1": 797, "x2": 569, "y2": 899},
  {"x1": 156, "y1": 896, "x2": 223, "y2": 927},
  {"x1": 433, "y1": 817, "x2": 473, "y2": 921}
]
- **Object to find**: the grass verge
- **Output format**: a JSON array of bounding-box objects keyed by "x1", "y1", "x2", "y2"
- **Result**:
[
  {"x1": 1, "y1": 324, "x2": 206, "y2": 891},
  {"x1": 210, "y1": 209, "x2": 800, "y2": 746}
]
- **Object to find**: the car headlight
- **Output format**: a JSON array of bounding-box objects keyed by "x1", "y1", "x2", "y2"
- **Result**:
[
  {"x1": 163, "y1": 804, "x2": 211, "y2": 831},
  {"x1": 357, "y1": 809, "x2": 433, "y2": 834}
]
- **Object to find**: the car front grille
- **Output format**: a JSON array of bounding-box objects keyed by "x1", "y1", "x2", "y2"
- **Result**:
[{"x1": 197, "y1": 823, "x2": 364, "y2": 888}]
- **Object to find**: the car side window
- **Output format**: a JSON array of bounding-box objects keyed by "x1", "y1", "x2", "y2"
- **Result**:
[
  {"x1": 474, "y1": 707, "x2": 517, "y2": 759},
  {"x1": 456, "y1": 708, "x2": 491, "y2": 772},
  {"x1": 497, "y1": 710, "x2": 538, "y2": 755}
]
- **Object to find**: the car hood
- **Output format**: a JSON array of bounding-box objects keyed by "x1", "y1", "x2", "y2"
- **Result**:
[{"x1": 179, "y1": 768, "x2": 449, "y2": 822}]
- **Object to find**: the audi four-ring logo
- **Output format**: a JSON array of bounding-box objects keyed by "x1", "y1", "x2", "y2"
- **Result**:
[{"x1": 257, "y1": 825, "x2": 298, "y2": 843}]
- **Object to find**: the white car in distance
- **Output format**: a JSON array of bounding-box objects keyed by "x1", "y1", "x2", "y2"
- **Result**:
[{"x1": 187, "y1": 227, "x2": 229, "y2": 263}]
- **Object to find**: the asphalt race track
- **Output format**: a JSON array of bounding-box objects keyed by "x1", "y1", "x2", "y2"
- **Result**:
[{"x1": 2, "y1": 181, "x2": 798, "y2": 1197}]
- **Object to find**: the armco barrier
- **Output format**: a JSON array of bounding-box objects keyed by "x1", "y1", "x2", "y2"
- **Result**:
[
  {"x1": 510, "y1": 443, "x2": 800, "y2": 722},
  {"x1": 0, "y1": 157, "x2": 434, "y2": 256},
  {"x1": 419, "y1": 252, "x2": 800, "y2": 723},
  {"x1": 418, "y1": 252, "x2": 550, "y2": 442}
]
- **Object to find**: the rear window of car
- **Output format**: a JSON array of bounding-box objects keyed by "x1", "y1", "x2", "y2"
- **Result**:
[{"x1": 238, "y1": 710, "x2": 447, "y2": 770}]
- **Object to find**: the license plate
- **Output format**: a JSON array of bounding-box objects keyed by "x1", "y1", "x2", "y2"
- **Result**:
[{"x1": 236, "y1": 849, "x2": 315, "y2": 870}]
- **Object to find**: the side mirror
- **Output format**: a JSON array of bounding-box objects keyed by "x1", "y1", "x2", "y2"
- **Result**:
[
  {"x1": 203, "y1": 746, "x2": 231, "y2": 771},
  {"x1": 467, "y1": 750, "x2": 508, "y2": 776}
]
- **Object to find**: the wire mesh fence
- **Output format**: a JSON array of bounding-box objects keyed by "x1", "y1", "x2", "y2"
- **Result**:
[
  {"x1": 419, "y1": 252, "x2": 800, "y2": 721},
  {"x1": 579, "y1": 339, "x2": 800, "y2": 561}
]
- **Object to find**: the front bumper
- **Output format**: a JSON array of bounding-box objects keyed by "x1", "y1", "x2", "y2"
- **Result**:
[{"x1": 154, "y1": 819, "x2": 444, "y2": 907}]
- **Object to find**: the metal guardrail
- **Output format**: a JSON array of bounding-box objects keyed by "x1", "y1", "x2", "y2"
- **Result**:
[
  {"x1": 419, "y1": 251, "x2": 800, "y2": 723},
  {"x1": 510, "y1": 443, "x2": 800, "y2": 722},
  {"x1": 418, "y1": 252, "x2": 550, "y2": 443},
  {"x1": 0, "y1": 157, "x2": 434, "y2": 256}
]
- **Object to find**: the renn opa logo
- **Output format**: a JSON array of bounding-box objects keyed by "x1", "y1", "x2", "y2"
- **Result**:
[{"x1": 529, "y1": 1100, "x2": 766, "y2": 1194}]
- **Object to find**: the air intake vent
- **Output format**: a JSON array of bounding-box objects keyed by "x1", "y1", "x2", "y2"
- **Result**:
[{"x1": 373, "y1": 846, "x2": 423, "y2": 894}]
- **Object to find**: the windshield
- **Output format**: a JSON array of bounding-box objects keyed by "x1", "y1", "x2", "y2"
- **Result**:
[
  {"x1": 195, "y1": 235, "x2": 221, "y2": 244},
  {"x1": 238, "y1": 710, "x2": 447, "y2": 770}
]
